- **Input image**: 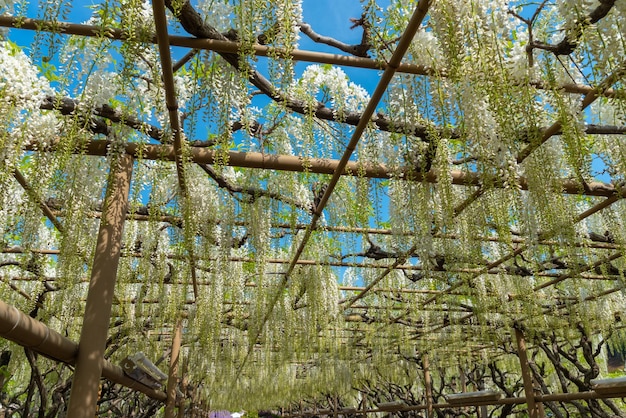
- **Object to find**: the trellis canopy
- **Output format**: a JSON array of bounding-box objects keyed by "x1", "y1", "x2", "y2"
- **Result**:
[{"x1": 1, "y1": 0, "x2": 626, "y2": 415}]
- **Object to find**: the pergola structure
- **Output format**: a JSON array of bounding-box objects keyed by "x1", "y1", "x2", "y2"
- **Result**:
[{"x1": 1, "y1": 0, "x2": 626, "y2": 416}]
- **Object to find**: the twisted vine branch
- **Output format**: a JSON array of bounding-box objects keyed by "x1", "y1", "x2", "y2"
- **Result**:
[
  {"x1": 39, "y1": 95, "x2": 311, "y2": 211},
  {"x1": 164, "y1": 0, "x2": 433, "y2": 140},
  {"x1": 530, "y1": 0, "x2": 616, "y2": 56}
]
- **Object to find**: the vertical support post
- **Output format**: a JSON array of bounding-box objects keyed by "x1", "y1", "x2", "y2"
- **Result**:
[
  {"x1": 478, "y1": 376, "x2": 488, "y2": 418},
  {"x1": 459, "y1": 365, "x2": 466, "y2": 392},
  {"x1": 176, "y1": 398, "x2": 185, "y2": 418},
  {"x1": 176, "y1": 395, "x2": 186, "y2": 418},
  {"x1": 479, "y1": 405, "x2": 488, "y2": 417},
  {"x1": 67, "y1": 153, "x2": 133, "y2": 418},
  {"x1": 165, "y1": 320, "x2": 183, "y2": 418},
  {"x1": 423, "y1": 354, "x2": 433, "y2": 418},
  {"x1": 362, "y1": 393, "x2": 367, "y2": 416},
  {"x1": 177, "y1": 356, "x2": 189, "y2": 418},
  {"x1": 531, "y1": 374, "x2": 546, "y2": 417},
  {"x1": 515, "y1": 328, "x2": 539, "y2": 418},
  {"x1": 458, "y1": 365, "x2": 467, "y2": 416}
]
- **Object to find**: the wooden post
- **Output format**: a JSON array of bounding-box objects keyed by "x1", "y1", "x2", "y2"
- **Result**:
[
  {"x1": 67, "y1": 153, "x2": 133, "y2": 417},
  {"x1": 423, "y1": 355, "x2": 433, "y2": 418},
  {"x1": 536, "y1": 393, "x2": 546, "y2": 418},
  {"x1": 533, "y1": 375, "x2": 546, "y2": 418},
  {"x1": 177, "y1": 399, "x2": 186, "y2": 418},
  {"x1": 515, "y1": 328, "x2": 539, "y2": 418},
  {"x1": 362, "y1": 393, "x2": 367, "y2": 417},
  {"x1": 478, "y1": 376, "x2": 488, "y2": 418},
  {"x1": 177, "y1": 377, "x2": 187, "y2": 418},
  {"x1": 165, "y1": 320, "x2": 183, "y2": 418},
  {"x1": 459, "y1": 366, "x2": 466, "y2": 392},
  {"x1": 458, "y1": 366, "x2": 466, "y2": 415},
  {"x1": 178, "y1": 356, "x2": 189, "y2": 418}
]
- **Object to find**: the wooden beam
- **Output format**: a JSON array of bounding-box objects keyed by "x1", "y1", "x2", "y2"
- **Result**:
[
  {"x1": 0, "y1": 298, "x2": 166, "y2": 400},
  {"x1": 25, "y1": 140, "x2": 622, "y2": 197},
  {"x1": 67, "y1": 154, "x2": 134, "y2": 417},
  {"x1": 165, "y1": 319, "x2": 183, "y2": 418}
]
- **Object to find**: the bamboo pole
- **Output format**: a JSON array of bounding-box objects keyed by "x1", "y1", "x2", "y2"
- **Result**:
[
  {"x1": 515, "y1": 328, "x2": 539, "y2": 418},
  {"x1": 165, "y1": 320, "x2": 183, "y2": 418},
  {"x1": 67, "y1": 154, "x2": 134, "y2": 417}
]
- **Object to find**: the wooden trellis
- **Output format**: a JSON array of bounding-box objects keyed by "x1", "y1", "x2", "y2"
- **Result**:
[{"x1": 0, "y1": 0, "x2": 626, "y2": 416}]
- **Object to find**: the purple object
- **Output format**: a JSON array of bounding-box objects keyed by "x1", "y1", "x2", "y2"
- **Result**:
[{"x1": 209, "y1": 411, "x2": 233, "y2": 418}]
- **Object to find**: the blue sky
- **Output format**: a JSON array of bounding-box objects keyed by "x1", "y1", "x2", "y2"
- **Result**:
[
  {"x1": 300, "y1": 0, "x2": 389, "y2": 93},
  {"x1": 302, "y1": 0, "x2": 364, "y2": 40},
  {"x1": 7, "y1": 0, "x2": 393, "y2": 116}
]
